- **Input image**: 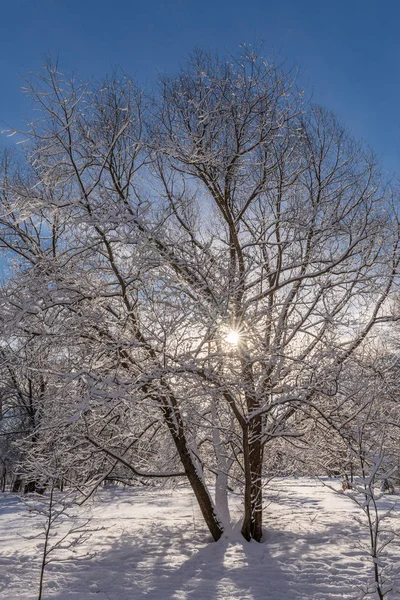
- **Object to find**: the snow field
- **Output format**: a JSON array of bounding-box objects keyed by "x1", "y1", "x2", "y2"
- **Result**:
[{"x1": 0, "y1": 478, "x2": 399, "y2": 599}]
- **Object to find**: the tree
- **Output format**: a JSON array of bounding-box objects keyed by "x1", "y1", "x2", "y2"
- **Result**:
[
  {"x1": 319, "y1": 348, "x2": 400, "y2": 599},
  {"x1": 22, "y1": 480, "x2": 95, "y2": 600},
  {"x1": 1, "y1": 48, "x2": 399, "y2": 542},
  {"x1": 148, "y1": 49, "x2": 400, "y2": 540}
]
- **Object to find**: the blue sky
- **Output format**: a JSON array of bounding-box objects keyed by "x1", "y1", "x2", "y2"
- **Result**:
[{"x1": 1, "y1": 0, "x2": 399, "y2": 174}]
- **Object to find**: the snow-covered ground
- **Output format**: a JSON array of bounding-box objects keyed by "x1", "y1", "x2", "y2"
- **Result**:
[{"x1": 1, "y1": 478, "x2": 399, "y2": 599}]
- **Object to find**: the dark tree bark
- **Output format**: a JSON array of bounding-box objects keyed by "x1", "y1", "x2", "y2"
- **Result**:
[
  {"x1": 161, "y1": 394, "x2": 224, "y2": 541},
  {"x1": 241, "y1": 417, "x2": 264, "y2": 542}
]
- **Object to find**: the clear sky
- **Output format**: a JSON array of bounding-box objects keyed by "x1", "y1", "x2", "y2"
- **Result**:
[{"x1": 1, "y1": 0, "x2": 399, "y2": 174}]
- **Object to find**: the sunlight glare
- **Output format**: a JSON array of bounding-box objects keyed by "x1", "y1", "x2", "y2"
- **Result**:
[{"x1": 225, "y1": 330, "x2": 240, "y2": 345}]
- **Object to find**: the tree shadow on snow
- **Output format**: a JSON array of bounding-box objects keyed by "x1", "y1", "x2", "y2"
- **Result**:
[
  {"x1": 44, "y1": 519, "x2": 369, "y2": 600},
  {"x1": 44, "y1": 524, "x2": 297, "y2": 600}
]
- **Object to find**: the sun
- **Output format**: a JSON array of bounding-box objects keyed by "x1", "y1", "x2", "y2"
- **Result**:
[{"x1": 225, "y1": 330, "x2": 240, "y2": 346}]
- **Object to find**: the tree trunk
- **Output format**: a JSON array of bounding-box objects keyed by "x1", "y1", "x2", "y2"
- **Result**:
[
  {"x1": 241, "y1": 418, "x2": 264, "y2": 542},
  {"x1": 250, "y1": 435, "x2": 263, "y2": 542},
  {"x1": 172, "y1": 432, "x2": 224, "y2": 541},
  {"x1": 241, "y1": 427, "x2": 252, "y2": 541},
  {"x1": 24, "y1": 480, "x2": 37, "y2": 494},
  {"x1": 162, "y1": 400, "x2": 224, "y2": 541},
  {"x1": 1, "y1": 465, "x2": 6, "y2": 492},
  {"x1": 212, "y1": 400, "x2": 231, "y2": 529},
  {"x1": 12, "y1": 476, "x2": 23, "y2": 493},
  {"x1": 215, "y1": 464, "x2": 231, "y2": 530}
]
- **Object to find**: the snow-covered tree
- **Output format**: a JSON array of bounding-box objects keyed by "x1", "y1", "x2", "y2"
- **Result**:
[{"x1": 1, "y1": 49, "x2": 400, "y2": 543}]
